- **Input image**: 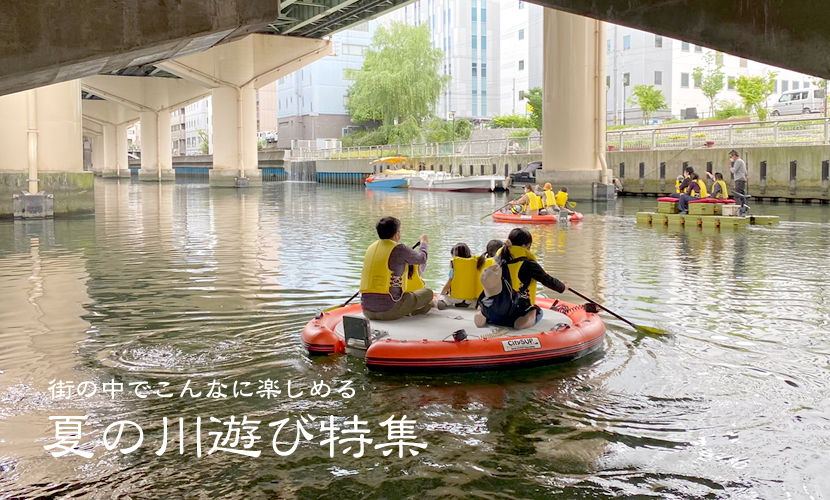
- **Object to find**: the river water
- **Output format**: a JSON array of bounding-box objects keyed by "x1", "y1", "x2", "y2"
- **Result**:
[{"x1": 1, "y1": 179, "x2": 828, "y2": 499}]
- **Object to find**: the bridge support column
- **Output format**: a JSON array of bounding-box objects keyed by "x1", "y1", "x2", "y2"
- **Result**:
[
  {"x1": 104, "y1": 123, "x2": 130, "y2": 178},
  {"x1": 0, "y1": 80, "x2": 92, "y2": 217},
  {"x1": 210, "y1": 86, "x2": 261, "y2": 187},
  {"x1": 91, "y1": 135, "x2": 104, "y2": 176},
  {"x1": 102, "y1": 123, "x2": 117, "y2": 177},
  {"x1": 139, "y1": 110, "x2": 175, "y2": 181},
  {"x1": 537, "y1": 9, "x2": 613, "y2": 201}
]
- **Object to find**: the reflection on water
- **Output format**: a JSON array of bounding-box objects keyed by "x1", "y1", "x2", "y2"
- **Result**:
[{"x1": 0, "y1": 180, "x2": 829, "y2": 499}]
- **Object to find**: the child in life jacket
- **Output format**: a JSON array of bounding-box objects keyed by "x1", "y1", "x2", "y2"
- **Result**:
[{"x1": 436, "y1": 240, "x2": 502, "y2": 310}]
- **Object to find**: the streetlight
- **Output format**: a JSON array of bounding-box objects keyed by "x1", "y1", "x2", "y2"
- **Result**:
[{"x1": 450, "y1": 110, "x2": 456, "y2": 142}]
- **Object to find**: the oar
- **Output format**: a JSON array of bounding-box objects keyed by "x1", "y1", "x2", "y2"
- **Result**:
[
  {"x1": 567, "y1": 287, "x2": 666, "y2": 336},
  {"x1": 322, "y1": 241, "x2": 421, "y2": 313},
  {"x1": 480, "y1": 202, "x2": 512, "y2": 220}
]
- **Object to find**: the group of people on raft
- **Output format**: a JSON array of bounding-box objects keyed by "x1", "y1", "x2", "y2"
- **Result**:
[
  {"x1": 505, "y1": 183, "x2": 573, "y2": 216},
  {"x1": 668, "y1": 150, "x2": 749, "y2": 214},
  {"x1": 359, "y1": 216, "x2": 568, "y2": 331}
]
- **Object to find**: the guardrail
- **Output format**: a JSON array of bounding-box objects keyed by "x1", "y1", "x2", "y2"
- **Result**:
[{"x1": 291, "y1": 117, "x2": 830, "y2": 160}]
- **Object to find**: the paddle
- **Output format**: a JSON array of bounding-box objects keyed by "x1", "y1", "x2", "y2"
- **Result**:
[
  {"x1": 567, "y1": 286, "x2": 666, "y2": 336},
  {"x1": 322, "y1": 241, "x2": 422, "y2": 313},
  {"x1": 480, "y1": 202, "x2": 512, "y2": 220}
]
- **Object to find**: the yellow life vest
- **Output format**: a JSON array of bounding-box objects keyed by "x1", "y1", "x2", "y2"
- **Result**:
[
  {"x1": 696, "y1": 179, "x2": 708, "y2": 198},
  {"x1": 713, "y1": 180, "x2": 728, "y2": 199},
  {"x1": 554, "y1": 191, "x2": 568, "y2": 207},
  {"x1": 675, "y1": 178, "x2": 683, "y2": 194},
  {"x1": 404, "y1": 264, "x2": 425, "y2": 292},
  {"x1": 474, "y1": 256, "x2": 496, "y2": 298},
  {"x1": 498, "y1": 246, "x2": 539, "y2": 305},
  {"x1": 528, "y1": 192, "x2": 543, "y2": 211},
  {"x1": 360, "y1": 239, "x2": 420, "y2": 295},
  {"x1": 543, "y1": 190, "x2": 556, "y2": 207},
  {"x1": 449, "y1": 256, "x2": 478, "y2": 301}
]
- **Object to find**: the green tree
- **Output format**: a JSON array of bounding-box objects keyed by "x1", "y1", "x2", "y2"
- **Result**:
[
  {"x1": 424, "y1": 117, "x2": 472, "y2": 142},
  {"x1": 692, "y1": 52, "x2": 725, "y2": 117},
  {"x1": 525, "y1": 87, "x2": 543, "y2": 131},
  {"x1": 730, "y1": 72, "x2": 777, "y2": 121},
  {"x1": 627, "y1": 84, "x2": 668, "y2": 123},
  {"x1": 197, "y1": 129, "x2": 210, "y2": 154},
  {"x1": 811, "y1": 77, "x2": 828, "y2": 116},
  {"x1": 345, "y1": 23, "x2": 449, "y2": 126},
  {"x1": 489, "y1": 114, "x2": 531, "y2": 129}
]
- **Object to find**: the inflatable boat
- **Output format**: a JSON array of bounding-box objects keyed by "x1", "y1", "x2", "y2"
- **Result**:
[
  {"x1": 302, "y1": 297, "x2": 605, "y2": 371},
  {"x1": 492, "y1": 211, "x2": 584, "y2": 224}
]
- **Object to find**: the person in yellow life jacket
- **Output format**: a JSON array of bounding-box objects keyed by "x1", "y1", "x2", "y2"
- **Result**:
[
  {"x1": 539, "y1": 184, "x2": 574, "y2": 216},
  {"x1": 706, "y1": 172, "x2": 729, "y2": 199},
  {"x1": 541, "y1": 183, "x2": 557, "y2": 209},
  {"x1": 360, "y1": 217, "x2": 433, "y2": 321},
  {"x1": 554, "y1": 187, "x2": 569, "y2": 207},
  {"x1": 677, "y1": 173, "x2": 704, "y2": 214},
  {"x1": 670, "y1": 166, "x2": 695, "y2": 198},
  {"x1": 437, "y1": 240, "x2": 504, "y2": 309},
  {"x1": 507, "y1": 184, "x2": 543, "y2": 215},
  {"x1": 474, "y1": 228, "x2": 568, "y2": 331}
]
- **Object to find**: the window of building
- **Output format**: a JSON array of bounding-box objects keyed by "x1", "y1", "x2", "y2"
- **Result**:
[
  {"x1": 655, "y1": 35, "x2": 663, "y2": 48},
  {"x1": 740, "y1": 58, "x2": 747, "y2": 68},
  {"x1": 773, "y1": 80, "x2": 778, "y2": 93},
  {"x1": 518, "y1": 1, "x2": 524, "y2": 9},
  {"x1": 695, "y1": 45, "x2": 702, "y2": 53},
  {"x1": 654, "y1": 71, "x2": 663, "y2": 85},
  {"x1": 519, "y1": 29, "x2": 524, "y2": 40},
  {"x1": 681, "y1": 72, "x2": 690, "y2": 88},
  {"x1": 472, "y1": 35, "x2": 477, "y2": 49},
  {"x1": 472, "y1": 62, "x2": 477, "y2": 78},
  {"x1": 481, "y1": 8, "x2": 486, "y2": 22},
  {"x1": 342, "y1": 44, "x2": 366, "y2": 56},
  {"x1": 481, "y1": 36, "x2": 486, "y2": 49},
  {"x1": 728, "y1": 77, "x2": 735, "y2": 90},
  {"x1": 471, "y1": 7, "x2": 476, "y2": 22},
  {"x1": 519, "y1": 60, "x2": 525, "y2": 71},
  {"x1": 607, "y1": 39, "x2": 611, "y2": 54},
  {"x1": 782, "y1": 80, "x2": 789, "y2": 92},
  {"x1": 694, "y1": 74, "x2": 702, "y2": 88},
  {"x1": 519, "y1": 90, "x2": 525, "y2": 100},
  {"x1": 353, "y1": 22, "x2": 369, "y2": 31},
  {"x1": 472, "y1": 89, "x2": 477, "y2": 116},
  {"x1": 623, "y1": 35, "x2": 630, "y2": 50},
  {"x1": 804, "y1": 81, "x2": 810, "y2": 89},
  {"x1": 793, "y1": 81, "x2": 800, "y2": 90},
  {"x1": 681, "y1": 41, "x2": 690, "y2": 52},
  {"x1": 481, "y1": 63, "x2": 487, "y2": 78},
  {"x1": 606, "y1": 76, "x2": 610, "y2": 88}
]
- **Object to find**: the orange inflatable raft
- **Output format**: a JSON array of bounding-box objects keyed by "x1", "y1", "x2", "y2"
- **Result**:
[
  {"x1": 302, "y1": 297, "x2": 605, "y2": 371},
  {"x1": 493, "y1": 211, "x2": 584, "y2": 224}
]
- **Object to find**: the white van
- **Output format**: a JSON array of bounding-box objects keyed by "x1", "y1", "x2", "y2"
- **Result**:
[{"x1": 771, "y1": 88, "x2": 826, "y2": 116}]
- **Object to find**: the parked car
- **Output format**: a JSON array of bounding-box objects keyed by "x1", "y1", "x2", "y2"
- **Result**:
[
  {"x1": 771, "y1": 88, "x2": 826, "y2": 116},
  {"x1": 509, "y1": 161, "x2": 542, "y2": 184}
]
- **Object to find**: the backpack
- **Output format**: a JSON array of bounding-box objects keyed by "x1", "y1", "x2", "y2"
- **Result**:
[{"x1": 476, "y1": 255, "x2": 532, "y2": 327}]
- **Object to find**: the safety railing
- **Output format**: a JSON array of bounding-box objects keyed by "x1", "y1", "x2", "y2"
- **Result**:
[{"x1": 290, "y1": 117, "x2": 830, "y2": 159}]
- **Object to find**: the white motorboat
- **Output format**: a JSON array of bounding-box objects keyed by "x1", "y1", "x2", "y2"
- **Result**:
[{"x1": 407, "y1": 171, "x2": 508, "y2": 192}]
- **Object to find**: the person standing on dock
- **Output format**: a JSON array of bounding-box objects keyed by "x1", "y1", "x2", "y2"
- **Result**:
[
  {"x1": 729, "y1": 150, "x2": 748, "y2": 207},
  {"x1": 360, "y1": 217, "x2": 433, "y2": 321}
]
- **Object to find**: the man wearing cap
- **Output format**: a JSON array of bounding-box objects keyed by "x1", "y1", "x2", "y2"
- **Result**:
[{"x1": 729, "y1": 150, "x2": 748, "y2": 207}]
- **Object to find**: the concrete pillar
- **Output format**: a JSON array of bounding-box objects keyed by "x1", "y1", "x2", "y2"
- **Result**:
[
  {"x1": 102, "y1": 123, "x2": 117, "y2": 176},
  {"x1": 91, "y1": 135, "x2": 104, "y2": 176},
  {"x1": 109, "y1": 123, "x2": 130, "y2": 178},
  {"x1": 157, "y1": 110, "x2": 175, "y2": 181},
  {"x1": 537, "y1": 10, "x2": 613, "y2": 200},
  {"x1": 210, "y1": 86, "x2": 261, "y2": 187},
  {"x1": 0, "y1": 80, "x2": 92, "y2": 216}
]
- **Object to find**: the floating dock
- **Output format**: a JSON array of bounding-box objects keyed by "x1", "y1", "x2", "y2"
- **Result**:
[{"x1": 637, "y1": 198, "x2": 779, "y2": 228}]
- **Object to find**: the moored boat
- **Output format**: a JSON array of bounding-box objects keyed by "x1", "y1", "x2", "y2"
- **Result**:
[
  {"x1": 492, "y1": 211, "x2": 584, "y2": 224},
  {"x1": 407, "y1": 171, "x2": 508, "y2": 192},
  {"x1": 302, "y1": 297, "x2": 605, "y2": 371},
  {"x1": 364, "y1": 157, "x2": 417, "y2": 189}
]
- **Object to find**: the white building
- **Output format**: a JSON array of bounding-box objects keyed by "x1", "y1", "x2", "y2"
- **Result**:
[
  {"x1": 385, "y1": 0, "x2": 501, "y2": 122},
  {"x1": 185, "y1": 97, "x2": 212, "y2": 155},
  {"x1": 605, "y1": 25, "x2": 817, "y2": 125},
  {"x1": 276, "y1": 22, "x2": 375, "y2": 147},
  {"x1": 497, "y1": 0, "x2": 543, "y2": 116}
]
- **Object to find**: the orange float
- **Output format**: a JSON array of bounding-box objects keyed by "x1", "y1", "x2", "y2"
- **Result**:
[
  {"x1": 302, "y1": 297, "x2": 605, "y2": 371},
  {"x1": 492, "y1": 211, "x2": 584, "y2": 224}
]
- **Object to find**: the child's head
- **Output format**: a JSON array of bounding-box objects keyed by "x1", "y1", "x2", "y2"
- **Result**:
[
  {"x1": 715, "y1": 172, "x2": 723, "y2": 180},
  {"x1": 451, "y1": 243, "x2": 472, "y2": 258},
  {"x1": 544, "y1": 182, "x2": 552, "y2": 191},
  {"x1": 485, "y1": 239, "x2": 503, "y2": 257},
  {"x1": 560, "y1": 187, "x2": 568, "y2": 193}
]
